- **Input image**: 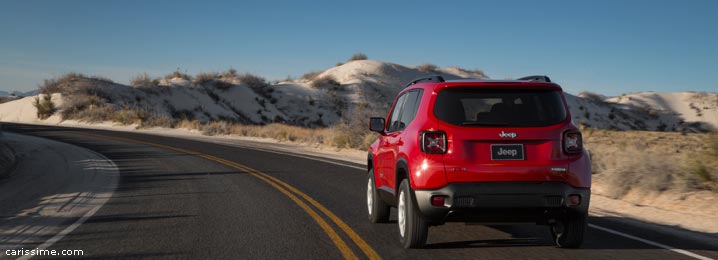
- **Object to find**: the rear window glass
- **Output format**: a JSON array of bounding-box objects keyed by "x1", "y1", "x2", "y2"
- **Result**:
[{"x1": 433, "y1": 88, "x2": 567, "y2": 127}]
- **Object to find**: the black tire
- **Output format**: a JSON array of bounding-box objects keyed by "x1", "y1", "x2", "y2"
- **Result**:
[
  {"x1": 367, "y1": 169, "x2": 390, "y2": 223},
  {"x1": 397, "y1": 179, "x2": 428, "y2": 249},
  {"x1": 550, "y1": 211, "x2": 587, "y2": 248}
]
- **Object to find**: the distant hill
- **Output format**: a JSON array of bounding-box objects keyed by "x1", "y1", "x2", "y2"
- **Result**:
[
  {"x1": 0, "y1": 90, "x2": 39, "y2": 97},
  {"x1": 0, "y1": 60, "x2": 715, "y2": 132}
]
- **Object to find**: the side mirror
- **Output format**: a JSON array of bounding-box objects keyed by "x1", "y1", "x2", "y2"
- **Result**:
[{"x1": 369, "y1": 117, "x2": 386, "y2": 134}]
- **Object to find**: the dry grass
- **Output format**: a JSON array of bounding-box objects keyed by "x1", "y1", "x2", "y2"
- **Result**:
[
  {"x1": 65, "y1": 106, "x2": 116, "y2": 122},
  {"x1": 585, "y1": 129, "x2": 718, "y2": 198},
  {"x1": 685, "y1": 134, "x2": 718, "y2": 191},
  {"x1": 171, "y1": 119, "x2": 376, "y2": 150}
]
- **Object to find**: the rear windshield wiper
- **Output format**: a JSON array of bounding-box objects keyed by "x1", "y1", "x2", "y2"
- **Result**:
[{"x1": 461, "y1": 121, "x2": 510, "y2": 126}]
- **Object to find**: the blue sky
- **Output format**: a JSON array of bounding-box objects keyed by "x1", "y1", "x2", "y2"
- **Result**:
[{"x1": 1, "y1": 0, "x2": 716, "y2": 96}]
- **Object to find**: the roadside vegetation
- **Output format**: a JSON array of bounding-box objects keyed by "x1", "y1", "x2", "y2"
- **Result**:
[
  {"x1": 585, "y1": 129, "x2": 718, "y2": 198},
  {"x1": 30, "y1": 71, "x2": 379, "y2": 150},
  {"x1": 32, "y1": 94, "x2": 56, "y2": 119}
]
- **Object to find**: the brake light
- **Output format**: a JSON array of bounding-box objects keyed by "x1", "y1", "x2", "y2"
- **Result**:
[
  {"x1": 420, "y1": 131, "x2": 447, "y2": 154},
  {"x1": 563, "y1": 130, "x2": 583, "y2": 154}
]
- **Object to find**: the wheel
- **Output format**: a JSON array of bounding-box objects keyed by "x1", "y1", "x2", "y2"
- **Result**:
[
  {"x1": 550, "y1": 211, "x2": 587, "y2": 248},
  {"x1": 397, "y1": 178, "x2": 428, "y2": 248},
  {"x1": 367, "y1": 169, "x2": 390, "y2": 223}
]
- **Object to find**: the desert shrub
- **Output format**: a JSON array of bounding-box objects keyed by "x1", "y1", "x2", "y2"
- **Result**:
[
  {"x1": 578, "y1": 91, "x2": 605, "y2": 104},
  {"x1": 69, "y1": 106, "x2": 116, "y2": 122},
  {"x1": 177, "y1": 119, "x2": 202, "y2": 130},
  {"x1": 685, "y1": 134, "x2": 718, "y2": 191},
  {"x1": 301, "y1": 71, "x2": 321, "y2": 81},
  {"x1": 603, "y1": 150, "x2": 678, "y2": 198},
  {"x1": 114, "y1": 109, "x2": 150, "y2": 125},
  {"x1": 213, "y1": 80, "x2": 233, "y2": 90},
  {"x1": 60, "y1": 94, "x2": 108, "y2": 120},
  {"x1": 237, "y1": 73, "x2": 269, "y2": 89},
  {"x1": 165, "y1": 70, "x2": 191, "y2": 80},
  {"x1": 310, "y1": 75, "x2": 340, "y2": 89},
  {"x1": 202, "y1": 121, "x2": 232, "y2": 135},
  {"x1": 336, "y1": 62, "x2": 345, "y2": 67},
  {"x1": 326, "y1": 103, "x2": 377, "y2": 149},
  {"x1": 223, "y1": 68, "x2": 238, "y2": 78},
  {"x1": 39, "y1": 73, "x2": 114, "y2": 95},
  {"x1": 131, "y1": 73, "x2": 158, "y2": 89},
  {"x1": 138, "y1": 114, "x2": 175, "y2": 128},
  {"x1": 33, "y1": 95, "x2": 56, "y2": 119},
  {"x1": 193, "y1": 72, "x2": 218, "y2": 85},
  {"x1": 416, "y1": 63, "x2": 438, "y2": 72},
  {"x1": 347, "y1": 53, "x2": 368, "y2": 62}
]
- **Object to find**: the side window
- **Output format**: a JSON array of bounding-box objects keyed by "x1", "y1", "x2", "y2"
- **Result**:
[
  {"x1": 387, "y1": 93, "x2": 408, "y2": 132},
  {"x1": 398, "y1": 90, "x2": 422, "y2": 130}
]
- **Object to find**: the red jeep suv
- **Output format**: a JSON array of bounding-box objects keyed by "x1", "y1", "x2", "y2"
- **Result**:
[{"x1": 366, "y1": 75, "x2": 591, "y2": 249}]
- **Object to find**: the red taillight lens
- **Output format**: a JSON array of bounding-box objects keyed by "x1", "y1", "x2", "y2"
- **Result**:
[
  {"x1": 563, "y1": 130, "x2": 583, "y2": 154},
  {"x1": 421, "y1": 131, "x2": 447, "y2": 154},
  {"x1": 431, "y1": 196, "x2": 446, "y2": 207}
]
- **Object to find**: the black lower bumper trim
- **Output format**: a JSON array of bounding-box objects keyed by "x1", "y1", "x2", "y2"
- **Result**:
[{"x1": 413, "y1": 182, "x2": 590, "y2": 224}]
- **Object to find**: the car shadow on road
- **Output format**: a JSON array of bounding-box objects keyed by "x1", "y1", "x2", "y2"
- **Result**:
[{"x1": 416, "y1": 216, "x2": 718, "y2": 253}]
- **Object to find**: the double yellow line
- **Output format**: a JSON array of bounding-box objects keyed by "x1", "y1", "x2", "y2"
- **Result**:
[{"x1": 84, "y1": 133, "x2": 381, "y2": 260}]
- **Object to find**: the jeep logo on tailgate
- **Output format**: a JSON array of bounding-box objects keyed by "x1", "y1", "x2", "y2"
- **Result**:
[
  {"x1": 499, "y1": 131, "x2": 517, "y2": 138},
  {"x1": 490, "y1": 144, "x2": 525, "y2": 160}
]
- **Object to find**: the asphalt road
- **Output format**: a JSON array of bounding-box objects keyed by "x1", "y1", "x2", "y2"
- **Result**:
[{"x1": 1, "y1": 123, "x2": 717, "y2": 260}]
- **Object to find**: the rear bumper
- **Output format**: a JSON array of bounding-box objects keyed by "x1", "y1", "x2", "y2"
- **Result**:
[{"x1": 413, "y1": 182, "x2": 590, "y2": 225}]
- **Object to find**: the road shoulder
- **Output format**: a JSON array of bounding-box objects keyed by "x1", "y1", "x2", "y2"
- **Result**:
[{"x1": 0, "y1": 132, "x2": 119, "y2": 259}]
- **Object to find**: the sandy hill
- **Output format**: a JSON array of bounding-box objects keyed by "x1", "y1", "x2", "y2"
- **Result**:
[{"x1": 0, "y1": 60, "x2": 716, "y2": 133}]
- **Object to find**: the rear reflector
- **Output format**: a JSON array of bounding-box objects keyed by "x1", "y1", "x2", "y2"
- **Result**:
[
  {"x1": 431, "y1": 196, "x2": 446, "y2": 207},
  {"x1": 568, "y1": 195, "x2": 581, "y2": 206}
]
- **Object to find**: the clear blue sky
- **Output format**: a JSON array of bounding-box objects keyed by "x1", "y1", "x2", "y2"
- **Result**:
[{"x1": 1, "y1": 0, "x2": 716, "y2": 96}]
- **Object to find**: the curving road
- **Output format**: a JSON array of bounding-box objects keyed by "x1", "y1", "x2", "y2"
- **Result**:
[{"x1": 1, "y1": 123, "x2": 717, "y2": 260}]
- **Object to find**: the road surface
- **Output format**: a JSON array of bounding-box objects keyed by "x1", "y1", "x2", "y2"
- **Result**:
[{"x1": 1, "y1": 123, "x2": 716, "y2": 260}]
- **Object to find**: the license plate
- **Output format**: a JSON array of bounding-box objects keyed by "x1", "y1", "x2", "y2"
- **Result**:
[{"x1": 490, "y1": 144, "x2": 525, "y2": 160}]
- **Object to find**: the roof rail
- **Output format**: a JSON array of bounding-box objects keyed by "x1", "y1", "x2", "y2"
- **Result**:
[
  {"x1": 406, "y1": 75, "x2": 445, "y2": 87},
  {"x1": 518, "y1": 75, "x2": 551, "y2": 83}
]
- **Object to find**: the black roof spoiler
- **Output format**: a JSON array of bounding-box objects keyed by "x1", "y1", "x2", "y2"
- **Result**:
[{"x1": 406, "y1": 75, "x2": 445, "y2": 87}]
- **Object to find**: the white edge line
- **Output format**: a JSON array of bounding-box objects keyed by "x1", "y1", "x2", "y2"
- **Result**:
[
  {"x1": 589, "y1": 224, "x2": 715, "y2": 260},
  {"x1": 15, "y1": 155, "x2": 118, "y2": 260}
]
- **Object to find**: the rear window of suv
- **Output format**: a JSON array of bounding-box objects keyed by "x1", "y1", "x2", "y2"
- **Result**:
[{"x1": 434, "y1": 88, "x2": 567, "y2": 127}]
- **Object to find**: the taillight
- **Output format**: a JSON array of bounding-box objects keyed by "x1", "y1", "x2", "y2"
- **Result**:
[
  {"x1": 563, "y1": 130, "x2": 583, "y2": 154},
  {"x1": 420, "y1": 131, "x2": 447, "y2": 154}
]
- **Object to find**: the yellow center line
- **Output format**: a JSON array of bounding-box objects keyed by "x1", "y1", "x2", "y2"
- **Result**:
[{"x1": 82, "y1": 132, "x2": 381, "y2": 260}]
